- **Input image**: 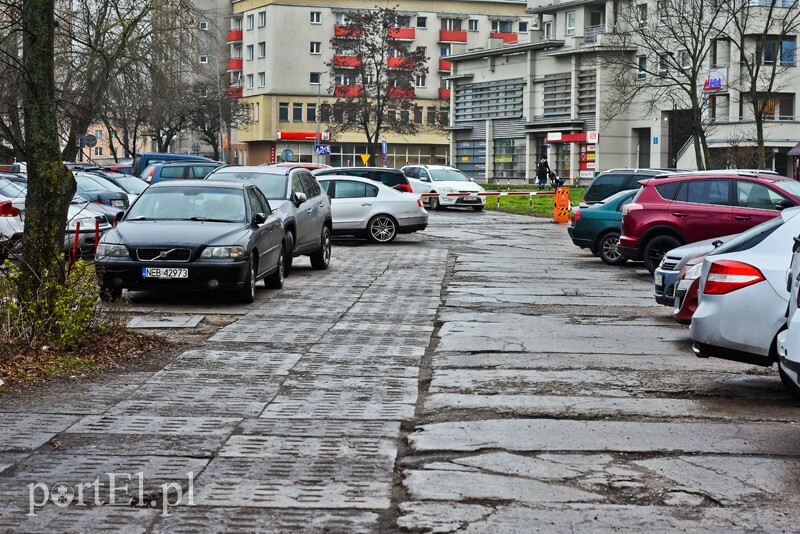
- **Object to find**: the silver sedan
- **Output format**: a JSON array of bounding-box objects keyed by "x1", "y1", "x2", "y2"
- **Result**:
[
  {"x1": 316, "y1": 175, "x2": 428, "y2": 243},
  {"x1": 691, "y1": 207, "x2": 800, "y2": 366}
]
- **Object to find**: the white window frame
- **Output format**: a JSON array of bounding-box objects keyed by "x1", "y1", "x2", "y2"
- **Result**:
[
  {"x1": 94, "y1": 147, "x2": 103, "y2": 156},
  {"x1": 637, "y1": 55, "x2": 647, "y2": 79},
  {"x1": 543, "y1": 21, "x2": 553, "y2": 39},
  {"x1": 310, "y1": 11, "x2": 321, "y2": 24},
  {"x1": 416, "y1": 16, "x2": 427, "y2": 28},
  {"x1": 566, "y1": 12, "x2": 576, "y2": 36},
  {"x1": 246, "y1": 74, "x2": 254, "y2": 88},
  {"x1": 258, "y1": 42, "x2": 266, "y2": 58},
  {"x1": 246, "y1": 45, "x2": 254, "y2": 60},
  {"x1": 258, "y1": 11, "x2": 266, "y2": 27},
  {"x1": 246, "y1": 14, "x2": 254, "y2": 30},
  {"x1": 199, "y1": 55, "x2": 209, "y2": 64},
  {"x1": 519, "y1": 21, "x2": 529, "y2": 33},
  {"x1": 258, "y1": 72, "x2": 266, "y2": 87},
  {"x1": 254, "y1": 102, "x2": 260, "y2": 122},
  {"x1": 468, "y1": 19, "x2": 478, "y2": 31},
  {"x1": 199, "y1": 21, "x2": 208, "y2": 30},
  {"x1": 636, "y1": 4, "x2": 648, "y2": 28},
  {"x1": 415, "y1": 75, "x2": 427, "y2": 88},
  {"x1": 310, "y1": 72, "x2": 321, "y2": 85},
  {"x1": 310, "y1": 41, "x2": 321, "y2": 54}
]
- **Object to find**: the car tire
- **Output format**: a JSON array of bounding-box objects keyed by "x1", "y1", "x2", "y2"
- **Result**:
[
  {"x1": 429, "y1": 195, "x2": 441, "y2": 210},
  {"x1": 643, "y1": 235, "x2": 681, "y2": 274},
  {"x1": 237, "y1": 258, "x2": 257, "y2": 303},
  {"x1": 310, "y1": 226, "x2": 331, "y2": 270},
  {"x1": 283, "y1": 231, "x2": 294, "y2": 274},
  {"x1": 597, "y1": 232, "x2": 628, "y2": 266},
  {"x1": 472, "y1": 205, "x2": 485, "y2": 212},
  {"x1": 99, "y1": 286, "x2": 122, "y2": 302},
  {"x1": 367, "y1": 215, "x2": 397, "y2": 244},
  {"x1": 265, "y1": 246, "x2": 285, "y2": 289},
  {"x1": 779, "y1": 365, "x2": 800, "y2": 401}
]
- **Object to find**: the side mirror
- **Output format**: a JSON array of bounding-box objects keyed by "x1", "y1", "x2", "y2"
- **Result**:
[
  {"x1": 253, "y1": 212, "x2": 267, "y2": 225},
  {"x1": 712, "y1": 239, "x2": 723, "y2": 248},
  {"x1": 115, "y1": 211, "x2": 125, "y2": 222},
  {"x1": 776, "y1": 199, "x2": 794, "y2": 211},
  {"x1": 294, "y1": 191, "x2": 307, "y2": 205},
  {"x1": 469, "y1": 177, "x2": 475, "y2": 182}
]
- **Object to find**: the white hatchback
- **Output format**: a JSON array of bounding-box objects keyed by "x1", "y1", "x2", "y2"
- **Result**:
[
  {"x1": 316, "y1": 175, "x2": 428, "y2": 243},
  {"x1": 401, "y1": 165, "x2": 486, "y2": 211}
]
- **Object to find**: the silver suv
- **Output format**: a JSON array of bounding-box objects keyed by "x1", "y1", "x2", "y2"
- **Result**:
[{"x1": 206, "y1": 165, "x2": 332, "y2": 272}]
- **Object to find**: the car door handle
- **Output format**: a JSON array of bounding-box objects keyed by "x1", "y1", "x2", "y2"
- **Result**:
[
  {"x1": 307, "y1": 208, "x2": 313, "y2": 214},
  {"x1": 672, "y1": 212, "x2": 688, "y2": 218},
  {"x1": 734, "y1": 215, "x2": 750, "y2": 221},
  {"x1": 361, "y1": 203, "x2": 372, "y2": 206}
]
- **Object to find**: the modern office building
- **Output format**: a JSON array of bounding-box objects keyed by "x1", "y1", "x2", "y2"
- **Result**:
[
  {"x1": 228, "y1": 0, "x2": 531, "y2": 166},
  {"x1": 447, "y1": 0, "x2": 800, "y2": 183}
]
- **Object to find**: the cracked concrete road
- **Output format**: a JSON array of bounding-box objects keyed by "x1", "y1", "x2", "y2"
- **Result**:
[{"x1": 1, "y1": 209, "x2": 798, "y2": 532}]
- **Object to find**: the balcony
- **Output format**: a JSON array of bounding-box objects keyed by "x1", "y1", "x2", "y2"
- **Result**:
[
  {"x1": 439, "y1": 29, "x2": 468, "y2": 43},
  {"x1": 334, "y1": 25, "x2": 361, "y2": 38},
  {"x1": 388, "y1": 57, "x2": 413, "y2": 69},
  {"x1": 227, "y1": 58, "x2": 243, "y2": 71},
  {"x1": 439, "y1": 87, "x2": 451, "y2": 99},
  {"x1": 490, "y1": 32, "x2": 518, "y2": 44},
  {"x1": 333, "y1": 55, "x2": 361, "y2": 68},
  {"x1": 334, "y1": 85, "x2": 362, "y2": 97},
  {"x1": 583, "y1": 25, "x2": 606, "y2": 45},
  {"x1": 388, "y1": 87, "x2": 415, "y2": 98},
  {"x1": 227, "y1": 86, "x2": 243, "y2": 98},
  {"x1": 388, "y1": 27, "x2": 415, "y2": 40},
  {"x1": 227, "y1": 30, "x2": 243, "y2": 43},
  {"x1": 438, "y1": 58, "x2": 452, "y2": 72}
]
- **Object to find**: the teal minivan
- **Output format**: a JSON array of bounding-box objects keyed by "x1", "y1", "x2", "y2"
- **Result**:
[{"x1": 131, "y1": 152, "x2": 214, "y2": 177}]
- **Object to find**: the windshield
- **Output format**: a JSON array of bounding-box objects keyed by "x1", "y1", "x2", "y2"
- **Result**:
[
  {"x1": 0, "y1": 179, "x2": 26, "y2": 198},
  {"x1": 112, "y1": 176, "x2": 148, "y2": 194},
  {"x1": 126, "y1": 187, "x2": 246, "y2": 222},
  {"x1": 430, "y1": 169, "x2": 472, "y2": 182},
  {"x1": 76, "y1": 174, "x2": 126, "y2": 193},
  {"x1": 710, "y1": 215, "x2": 786, "y2": 256},
  {"x1": 211, "y1": 171, "x2": 288, "y2": 200},
  {"x1": 772, "y1": 180, "x2": 800, "y2": 199}
]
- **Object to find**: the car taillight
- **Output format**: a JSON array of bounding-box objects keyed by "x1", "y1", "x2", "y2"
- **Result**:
[
  {"x1": 0, "y1": 200, "x2": 20, "y2": 217},
  {"x1": 622, "y1": 203, "x2": 643, "y2": 216},
  {"x1": 417, "y1": 198, "x2": 424, "y2": 208},
  {"x1": 93, "y1": 198, "x2": 103, "y2": 204},
  {"x1": 574, "y1": 207, "x2": 581, "y2": 221},
  {"x1": 704, "y1": 260, "x2": 765, "y2": 295},
  {"x1": 146, "y1": 168, "x2": 155, "y2": 183},
  {"x1": 398, "y1": 183, "x2": 412, "y2": 193}
]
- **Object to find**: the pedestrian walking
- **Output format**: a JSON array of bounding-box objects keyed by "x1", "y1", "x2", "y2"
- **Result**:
[{"x1": 536, "y1": 158, "x2": 550, "y2": 189}]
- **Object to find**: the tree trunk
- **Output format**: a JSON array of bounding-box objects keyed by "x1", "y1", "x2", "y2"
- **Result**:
[
  {"x1": 20, "y1": 0, "x2": 76, "y2": 297},
  {"x1": 755, "y1": 115, "x2": 766, "y2": 169}
]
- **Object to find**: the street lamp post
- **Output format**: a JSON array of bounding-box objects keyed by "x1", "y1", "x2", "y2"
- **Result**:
[
  {"x1": 201, "y1": 54, "x2": 226, "y2": 164},
  {"x1": 314, "y1": 72, "x2": 323, "y2": 165}
]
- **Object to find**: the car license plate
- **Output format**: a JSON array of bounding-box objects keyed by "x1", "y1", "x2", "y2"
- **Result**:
[
  {"x1": 654, "y1": 272, "x2": 663, "y2": 287},
  {"x1": 142, "y1": 267, "x2": 188, "y2": 279},
  {"x1": 111, "y1": 200, "x2": 125, "y2": 207}
]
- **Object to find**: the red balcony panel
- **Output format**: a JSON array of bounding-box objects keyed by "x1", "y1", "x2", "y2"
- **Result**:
[
  {"x1": 439, "y1": 29, "x2": 467, "y2": 42},
  {"x1": 227, "y1": 29, "x2": 243, "y2": 43},
  {"x1": 334, "y1": 25, "x2": 361, "y2": 38},
  {"x1": 388, "y1": 57, "x2": 414, "y2": 69},
  {"x1": 439, "y1": 87, "x2": 451, "y2": 99},
  {"x1": 388, "y1": 27, "x2": 415, "y2": 40},
  {"x1": 227, "y1": 86, "x2": 243, "y2": 98},
  {"x1": 438, "y1": 58, "x2": 452, "y2": 71},
  {"x1": 227, "y1": 58, "x2": 243, "y2": 71},
  {"x1": 388, "y1": 87, "x2": 415, "y2": 98},
  {"x1": 334, "y1": 85, "x2": 363, "y2": 97},
  {"x1": 333, "y1": 55, "x2": 361, "y2": 68},
  {"x1": 490, "y1": 32, "x2": 518, "y2": 44}
]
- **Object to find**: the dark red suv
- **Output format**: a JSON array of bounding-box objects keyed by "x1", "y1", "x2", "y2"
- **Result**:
[{"x1": 619, "y1": 171, "x2": 800, "y2": 272}]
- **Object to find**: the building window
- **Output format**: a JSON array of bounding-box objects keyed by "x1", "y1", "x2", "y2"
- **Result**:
[
  {"x1": 320, "y1": 104, "x2": 331, "y2": 122},
  {"x1": 258, "y1": 11, "x2": 266, "y2": 27},
  {"x1": 637, "y1": 55, "x2": 647, "y2": 79},
  {"x1": 388, "y1": 108, "x2": 397, "y2": 121},
  {"x1": 416, "y1": 46, "x2": 426, "y2": 56},
  {"x1": 440, "y1": 45, "x2": 451, "y2": 56},
  {"x1": 657, "y1": 0, "x2": 667, "y2": 24},
  {"x1": 254, "y1": 102, "x2": 260, "y2": 121},
  {"x1": 94, "y1": 129, "x2": 103, "y2": 139},
  {"x1": 758, "y1": 36, "x2": 796, "y2": 66},
  {"x1": 94, "y1": 147, "x2": 103, "y2": 156},
  {"x1": 414, "y1": 106, "x2": 423, "y2": 123},
  {"x1": 492, "y1": 20, "x2": 513, "y2": 33},
  {"x1": 659, "y1": 54, "x2": 669, "y2": 73},
  {"x1": 279, "y1": 102, "x2": 289, "y2": 121},
  {"x1": 293, "y1": 103, "x2": 303, "y2": 121},
  {"x1": 396, "y1": 16, "x2": 411, "y2": 27},
  {"x1": 712, "y1": 38, "x2": 731, "y2": 67},
  {"x1": 519, "y1": 21, "x2": 529, "y2": 33},
  {"x1": 310, "y1": 11, "x2": 321, "y2": 24},
  {"x1": 199, "y1": 55, "x2": 209, "y2": 64},
  {"x1": 679, "y1": 49, "x2": 691, "y2": 69},
  {"x1": 637, "y1": 4, "x2": 648, "y2": 28},
  {"x1": 246, "y1": 74, "x2": 254, "y2": 88},
  {"x1": 416, "y1": 16, "x2": 427, "y2": 28},
  {"x1": 310, "y1": 41, "x2": 321, "y2": 54},
  {"x1": 246, "y1": 14, "x2": 254, "y2": 30},
  {"x1": 258, "y1": 72, "x2": 265, "y2": 87},
  {"x1": 336, "y1": 13, "x2": 351, "y2": 25},
  {"x1": 543, "y1": 21, "x2": 553, "y2": 38},
  {"x1": 426, "y1": 106, "x2": 438, "y2": 125},
  {"x1": 258, "y1": 42, "x2": 266, "y2": 58},
  {"x1": 441, "y1": 18, "x2": 462, "y2": 31},
  {"x1": 566, "y1": 12, "x2": 576, "y2": 36},
  {"x1": 199, "y1": 21, "x2": 208, "y2": 30},
  {"x1": 468, "y1": 19, "x2": 478, "y2": 31},
  {"x1": 310, "y1": 72, "x2": 321, "y2": 85},
  {"x1": 335, "y1": 73, "x2": 354, "y2": 85},
  {"x1": 307, "y1": 103, "x2": 317, "y2": 122},
  {"x1": 415, "y1": 75, "x2": 427, "y2": 87},
  {"x1": 755, "y1": 93, "x2": 794, "y2": 120},
  {"x1": 246, "y1": 45, "x2": 254, "y2": 60}
]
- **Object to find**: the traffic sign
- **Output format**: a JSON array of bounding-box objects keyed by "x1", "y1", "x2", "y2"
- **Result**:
[
  {"x1": 84, "y1": 134, "x2": 97, "y2": 148},
  {"x1": 381, "y1": 140, "x2": 387, "y2": 154},
  {"x1": 281, "y1": 148, "x2": 295, "y2": 162},
  {"x1": 315, "y1": 144, "x2": 331, "y2": 155},
  {"x1": 360, "y1": 154, "x2": 370, "y2": 165},
  {"x1": 192, "y1": 142, "x2": 201, "y2": 154}
]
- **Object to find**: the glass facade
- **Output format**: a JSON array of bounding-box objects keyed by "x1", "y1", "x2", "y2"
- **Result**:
[{"x1": 492, "y1": 138, "x2": 525, "y2": 181}]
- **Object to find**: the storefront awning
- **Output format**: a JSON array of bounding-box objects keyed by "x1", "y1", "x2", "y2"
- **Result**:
[{"x1": 788, "y1": 142, "x2": 800, "y2": 156}]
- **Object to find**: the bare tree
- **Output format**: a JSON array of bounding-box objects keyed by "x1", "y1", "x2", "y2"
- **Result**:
[
  {"x1": 601, "y1": 0, "x2": 733, "y2": 169},
  {"x1": 185, "y1": 77, "x2": 251, "y2": 161},
  {"x1": 327, "y1": 7, "x2": 428, "y2": 162},
  {"x1": 723, "y1": 0, "x2": 800, "y2": 168}
]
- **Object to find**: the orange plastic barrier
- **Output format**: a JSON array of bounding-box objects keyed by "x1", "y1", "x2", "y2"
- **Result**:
[{"x1": 553, "y1": 187, "x2": 570, "y2": 223}]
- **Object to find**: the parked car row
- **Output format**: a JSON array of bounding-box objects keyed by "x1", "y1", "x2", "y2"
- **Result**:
[{"x1": 570, "y1": 168, "x2": 800, "y2": 400}]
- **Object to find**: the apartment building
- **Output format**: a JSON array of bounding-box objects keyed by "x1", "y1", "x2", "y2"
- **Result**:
[
  {"x1": 228, "y1": 0, "x2": 530, "y2": 165},
  {"x1": 447, "y1": 0, "x2": 800, "y2": 183}
]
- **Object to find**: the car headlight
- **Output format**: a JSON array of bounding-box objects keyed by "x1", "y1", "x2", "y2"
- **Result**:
[
  {"x1": 438, "y1": 186, "x2": 456, "y2": 194},
  {"x1": 683, "y1": 263, "x2": 703, "y2": 281},
  {"x1": 200, "y1": 246, "x2": 245, "y2": 259},
  {"x1": 95, "y1": 243, "x2": 129, "y2": 258},
  {"x1": 67, "y1": 217, "x2": 96, "y2": 230}
]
